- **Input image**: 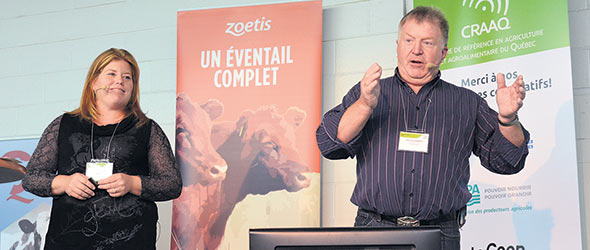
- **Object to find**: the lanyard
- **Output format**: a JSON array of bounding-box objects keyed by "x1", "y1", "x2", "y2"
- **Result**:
[
  {"x1": 398, "y1": 83, "x2": 433, "y2": 132},
  {"x1": 90, "y1": 121, "x2": 121, "y2": 160}
]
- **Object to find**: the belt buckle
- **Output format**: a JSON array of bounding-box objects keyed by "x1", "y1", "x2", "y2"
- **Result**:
[{"x1": 397, "y1": 216, "x2": 420, "y2": 227}]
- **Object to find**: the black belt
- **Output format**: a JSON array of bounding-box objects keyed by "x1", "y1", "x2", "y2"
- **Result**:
[{"x1": 359, "y1": 208, "x2": 458, "y2": 226}]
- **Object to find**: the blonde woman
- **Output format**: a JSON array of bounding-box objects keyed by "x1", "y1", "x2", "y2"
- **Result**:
[{"x1": 23, "y1": 48, "x2": 181, "y2": 250}]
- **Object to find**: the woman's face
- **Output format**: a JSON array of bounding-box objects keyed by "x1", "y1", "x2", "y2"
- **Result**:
[{"x1": 92, "y1": 59, "x2": 134, "y2": 112}]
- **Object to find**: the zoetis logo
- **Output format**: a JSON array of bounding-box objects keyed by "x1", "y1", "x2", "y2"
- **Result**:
[
  {"x1": 467, "y1": 184, "x2": 481, "y2": 206},
  {"x1": 461, "y1": 0, "x2": 511, "y2": 38},
  {"x1": 225, "y1": 17, "x2": 271, "y2": 37}
]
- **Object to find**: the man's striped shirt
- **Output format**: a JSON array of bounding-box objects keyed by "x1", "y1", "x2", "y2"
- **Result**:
[{"x1": 316, "y1": 70, "x2": 529, "y2": 220}]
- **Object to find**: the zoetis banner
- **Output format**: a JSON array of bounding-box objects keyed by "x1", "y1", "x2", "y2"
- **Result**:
[
  {"x1": 172, "y1": 1, "x2": 322, "y2": 249},
  {"x1": 413, "y1": 1, "x2": 581, "y2": 250}
]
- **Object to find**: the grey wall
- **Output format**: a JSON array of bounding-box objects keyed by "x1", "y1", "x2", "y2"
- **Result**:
[{"x1": 569, "y1": 0, "x2": 590, "y2": 247}]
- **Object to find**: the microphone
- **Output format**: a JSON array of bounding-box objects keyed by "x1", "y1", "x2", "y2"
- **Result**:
[
  {"x1": 426, "y1": 63, "x2": 439, "y2": 69},
  {"x1": 94, "y1": 85, "x2": 108, "y2": 92}
]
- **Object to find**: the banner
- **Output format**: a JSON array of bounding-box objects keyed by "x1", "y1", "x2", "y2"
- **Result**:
[
  {"x1": 172, "y1": 1, "x2": 322, "y2": 249},
  {"x1": 0, "y1": 138, "x2": 52, "y2": 250},
  {"x1": 413, "y1": 1, "x2": 581, "y2": 249}
]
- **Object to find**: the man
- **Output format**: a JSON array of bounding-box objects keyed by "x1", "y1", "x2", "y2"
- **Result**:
[{"x1": 316, "y1": 6, "x2": 529, "y2": 250}]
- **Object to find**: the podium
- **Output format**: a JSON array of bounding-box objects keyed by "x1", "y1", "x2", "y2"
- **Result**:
[{"x1": 249, "y1": 226, "x2": 441, "y2": 250}]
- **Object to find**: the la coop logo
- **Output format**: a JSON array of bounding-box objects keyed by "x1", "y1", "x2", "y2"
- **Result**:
[
  {"x1": 225, "y1": 17, "x2": 271, "y2": 37},
  {"x1": 471, "y1": 242, "x2": 525, "y2": 250}
]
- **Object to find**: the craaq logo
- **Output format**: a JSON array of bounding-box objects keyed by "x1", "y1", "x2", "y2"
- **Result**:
[
  {"x1": 462, "y1": 0, "x2": 509, "y2": 15},
  {"x1": 461, "y1": 0, "x2": 512, "y2": 38}
]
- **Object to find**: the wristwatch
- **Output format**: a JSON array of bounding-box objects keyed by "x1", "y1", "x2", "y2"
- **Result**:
[{"x1": 498, "y1": 114, "x2": 519, "y2": 126}]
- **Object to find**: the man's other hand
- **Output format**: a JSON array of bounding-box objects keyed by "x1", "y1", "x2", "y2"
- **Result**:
[{"x1": 496, "y1": 73, "x2": 526, "y2": 122}]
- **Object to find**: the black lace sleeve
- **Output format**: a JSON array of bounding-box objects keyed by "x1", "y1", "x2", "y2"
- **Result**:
[
  {"x1": 22, "y1": 115, "x2": 62, "y2": 197},
  {"x1": 140, "y1": 120, "x2": 182, "y2": 201}
]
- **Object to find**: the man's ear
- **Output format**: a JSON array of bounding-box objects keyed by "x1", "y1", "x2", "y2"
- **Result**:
[{"x1": 441, "y1": 45, "x2": 448, "y2": 61}]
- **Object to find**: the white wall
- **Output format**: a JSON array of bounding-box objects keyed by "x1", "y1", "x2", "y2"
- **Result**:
[{"x1": 1, "y1": 0, "x2": 588, "y2": 249}]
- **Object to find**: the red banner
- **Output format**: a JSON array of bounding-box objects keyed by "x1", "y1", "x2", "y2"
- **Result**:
[{"x1": 172, "y1": 1, "x2": 322, "y2": 249}]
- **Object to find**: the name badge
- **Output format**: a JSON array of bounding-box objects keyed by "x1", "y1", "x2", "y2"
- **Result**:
[
  {"x1": 398, "y1": 131, "x2": 429, "y2": 153},
  {"x1": 85, "y1": 159, "x2": 113, "y2": 181}
]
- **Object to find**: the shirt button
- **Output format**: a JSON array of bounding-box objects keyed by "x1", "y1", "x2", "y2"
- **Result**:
[
  {"x1": 416, "y1": 106, "x2": 420, "y2": 110},
  {"x1": 414, "y1": 125, "x2": 418, "y2": 129},
  {"x1": 411, "y1": 169, "x2": 415, "y2": 173},
  {"x1": 409, "y1": 193, "x2": 414, "y2": 197}
]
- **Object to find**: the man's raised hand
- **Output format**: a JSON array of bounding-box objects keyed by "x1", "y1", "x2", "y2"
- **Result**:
[
  {"x1": 496, "y1": 73, "x2": 526, "y2": 122},
  {"x1": 360, "y1": 63, "x2": 382, "y2": 109}
]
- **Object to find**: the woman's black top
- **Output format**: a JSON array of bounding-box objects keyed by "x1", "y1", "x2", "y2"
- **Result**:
[{"x1": 23, "y1": 113, "x2": 182, "y2": 250}]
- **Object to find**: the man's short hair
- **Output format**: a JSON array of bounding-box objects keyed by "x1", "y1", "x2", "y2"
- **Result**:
[{"x1": 399, "y1": 6, "x2": 449, "y2": 45}]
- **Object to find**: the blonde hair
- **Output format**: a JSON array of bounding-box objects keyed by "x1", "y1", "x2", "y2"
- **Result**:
[
  {"x1": 69, "y1": 48, "x2": 148, "y2": 127},
  {"x1": 400, "y1": 6, "x2": 449, "y2": 45}
]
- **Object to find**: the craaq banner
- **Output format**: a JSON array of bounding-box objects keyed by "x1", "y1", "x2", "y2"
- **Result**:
[
  {"x1": 413, "y1": 0, "x2": 581, "y2": 249},
  {"x1": 172, "y1": 1, "x2": 322, "y2": 249}
]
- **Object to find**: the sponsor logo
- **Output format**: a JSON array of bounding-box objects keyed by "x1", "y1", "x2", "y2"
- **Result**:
[
  {"x1": 460, "y1": 0, "x2": 512, "y2": 38},
  {"x1": 467, "y1": 184, "x2": 481, "y2": 206},
  {"x1": 225, "y1": 17, "x2": 271, "y2": 37},
  {"x1": 462, "y1": 0, "x2": 509, "y2": 15},
  {"x1": 471, "y1": 242, "x2": 525, "y2": 250}
]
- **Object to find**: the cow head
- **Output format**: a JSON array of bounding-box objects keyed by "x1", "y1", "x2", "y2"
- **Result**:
[
  {"x1": 235, "y1": 106, "x2": 311, "y2": 192},
  {"x1": 176, "y1": 93, "x2": 228, "y2": 186}
]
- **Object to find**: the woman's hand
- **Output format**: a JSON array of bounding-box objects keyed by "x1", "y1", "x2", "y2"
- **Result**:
[
  {"x1": 52, "y1": 173, "x2": 95, "y2": 200},
  {"x1": 98, "y1": 173, "x2": 142, "y2": 197}
]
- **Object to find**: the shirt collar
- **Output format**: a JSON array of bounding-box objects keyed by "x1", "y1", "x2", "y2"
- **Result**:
[{"x1": 394, "y1": 67, "x2": 441, "y2": 95}]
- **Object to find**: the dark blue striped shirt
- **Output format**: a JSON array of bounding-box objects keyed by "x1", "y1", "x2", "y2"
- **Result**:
[{"x1": 316, "y1": 70, "x2": 529, "y2": 220}]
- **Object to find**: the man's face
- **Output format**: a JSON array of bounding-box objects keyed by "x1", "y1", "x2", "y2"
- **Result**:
[{"x1": 396, "y1": 18, "x2": 448, "y2": 87}]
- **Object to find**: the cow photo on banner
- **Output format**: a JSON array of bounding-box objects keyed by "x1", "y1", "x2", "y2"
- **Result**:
[
  {"x1": 412, "y1": 0, "x2": 581, "y2": 249},
  {"x1": 172, "y1": 1, "x2": 322, "y2": 249}
]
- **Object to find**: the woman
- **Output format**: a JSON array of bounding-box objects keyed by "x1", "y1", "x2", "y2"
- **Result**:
[{"x1": 22, "y1": 48, "x2": 182, "y2": 250}]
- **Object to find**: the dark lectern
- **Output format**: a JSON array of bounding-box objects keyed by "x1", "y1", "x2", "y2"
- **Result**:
[{"x1": 249, "y1": 226, "x2": 441, "y2": 250}]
